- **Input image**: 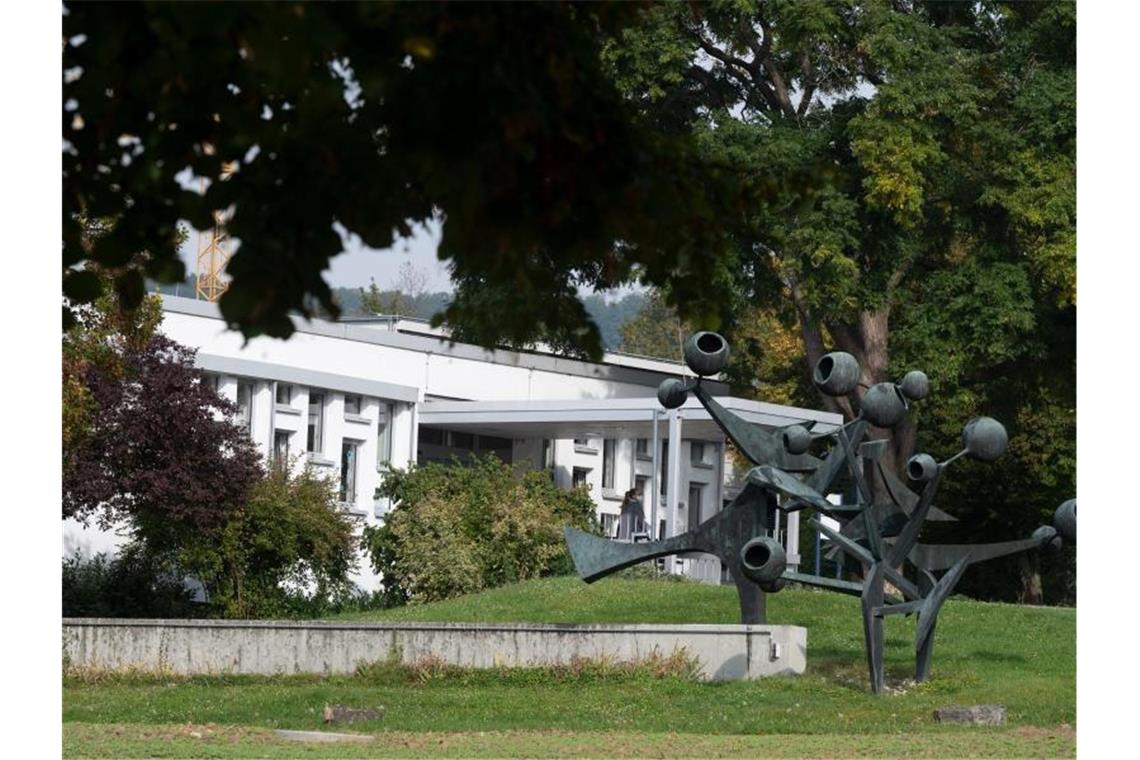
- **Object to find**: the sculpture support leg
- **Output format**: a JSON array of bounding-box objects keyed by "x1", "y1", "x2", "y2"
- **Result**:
[
  {"x1": 730, "y1": 563, "x2": 765, "y2": 624},
  {"x1": 915, "y1": 615, "x2": 935, "y2": 682},
  {"x1": 862, "y1": 564, "x2": 886, "y2": 694}
]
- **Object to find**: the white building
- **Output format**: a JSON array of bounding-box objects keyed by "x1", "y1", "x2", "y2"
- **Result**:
[{"x1": 63, "y1": 295, "x2": 843, "y2": 591}]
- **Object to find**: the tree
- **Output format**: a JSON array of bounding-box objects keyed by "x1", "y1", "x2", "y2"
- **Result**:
[
  {"x1": 604, "y1": 1, "x2": 1075, "y2": 494},
  {"x1": 618, "y1": 289, "x2": 688, "y2": 362},
  {"x1": 63, "y1": 2, "x2": 744, "y2": 358},
  {"x1": 359, "y1": 261, "x2": 430, "y2": 317},
  {"x1": 63, "y1": 331, "x2": 263, "y2": 557}
]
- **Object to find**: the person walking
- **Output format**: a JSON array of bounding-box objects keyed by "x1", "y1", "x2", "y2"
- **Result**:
[{"x1": 617, "y1": 488, "x2": 646, "y2": 540}]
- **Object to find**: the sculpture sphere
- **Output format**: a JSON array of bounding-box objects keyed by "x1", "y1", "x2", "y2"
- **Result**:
[
  {"x1": 1033, "y1": 525, "x2": 1063, "y2": 554},
  {"x1": 813, "y1": 351, "x2": 860, "y2": 397},
  {"x1": 739, "y1": 536, "x2": 787, "y2": 585},
  {"x1": 1054, "y1": 498, "x2": 1076, "y2": 544},
  {"x1": 962, "y1": 416, "x2": 1008, "y2": 462},
  {"x1": 782, "y1": 425, "x2": 812, "y2": 455},
  {"x1": 683, "y1": 331, "x2": 730, "y2": 377},
  {"x1": 906, "y1": 453, "x2": 939, "y2": 482},
  {"x1": 900, "y1": 370, "x2": 931, "y2": 401},
  {"x1": 656, "y1": 378, "x2": 689, "y2": 409},
  {"x1": 861, "y1": 382, "x2": 909, "y2": 428}
]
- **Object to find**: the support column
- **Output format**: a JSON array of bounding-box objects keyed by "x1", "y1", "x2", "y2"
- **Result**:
[
  {"x1": 666, "y1": 410, "x2": 683, "y2": 573},
  {"x1": 786, "y1": 509, "x2": 801, "y2": 573}
]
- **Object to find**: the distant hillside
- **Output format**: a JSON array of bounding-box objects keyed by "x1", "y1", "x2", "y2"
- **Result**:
[{"x1": 153, "y1": 278, "x2": 649, "y2": 352}]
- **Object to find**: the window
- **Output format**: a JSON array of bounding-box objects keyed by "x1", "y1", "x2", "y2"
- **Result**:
[
  {"x1": 450, "y1": 431, "x2": 475, "y2": 450},
  {"x1": 635, "y1": 438, "x2": 649, "y2": 457},
  {"x1": 602, "y1": 439, "x2": 616, "y2": 490},
  {"x1": 340, "y1": 441, "x2": 359, "y2": 504},
  {"x1": 420, "y1": 427, "x2": 446, "y2": 446},
  {"x1": 573, "y1": 437, "x2": 592, "y2": 450},
  {"x1": 236, "y1": 381, "x2": 254, "y2": 434},
  {"x1": 688, "y1": 483, "x2": 703, "y2": 529},
  {"x1": 572, "y1": 467, "x2": 591, "y2": 489},
  {"x1": 307, "y1": 392, "x2": 325, "y2": 453},
  {"x1": 479, "y1": 435, "x2": 512, "y2": 451},
  {"x1": 601, "y1": 513, "x2": 618, "y2": 538},
  {"x1": 275, "y1": 383, "x2": 293, "y2": 405},
  {"x1": 376, "y1": 403, "x2": 393, "y2": 467},
  {"x1": 541, "y1": 439, "x2": 555, "y2": 470},
  {"x1": 690, "y1": 441, "x2": 706, "y2": 465},
  {"x1": 344, "y1": 394, "x2": 362, "y2": 416},
  {"x1": 273, "y1": 430, "x2": 291, "y2": 465},
  {"x1": 659, "y1": 441, "x2": 669, "y2": 495},
  {"x1": 635, "y1": 475, "x2": 649, "y2": 499}
]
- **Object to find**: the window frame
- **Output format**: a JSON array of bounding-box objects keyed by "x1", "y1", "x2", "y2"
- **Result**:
[{"x1": 307, "y1": 391, "x2": 325, "y2": 454}]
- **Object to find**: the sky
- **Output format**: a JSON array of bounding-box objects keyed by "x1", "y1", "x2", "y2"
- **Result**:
[{"x1": 179, "y1": 218, "x2": 455, "y2": 293}]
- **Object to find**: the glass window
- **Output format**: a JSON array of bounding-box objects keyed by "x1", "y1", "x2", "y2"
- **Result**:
[
  {"x1": 275, "y1": 383, "x2": 292, "y2": 405},
  {"x1": 688, "y1": 483, "x2": 703, "y2": 529},
  {"x1": 236, "y1": 381, "x2": 254, "y2": 434},
  {"x1": 573, "y1": 437, "x2": 590, "y2": 448},
  {"x1": 340, "y1": 441, "x2": 359, "y2": 504},
  {"x1": 420, "y1": 427, "x2": 445, "y2": 446},
  {"x1": 659, "y1": 441, "x2": 669, "y2": 495},
  {"x1": 377, "y1": 402, "x2": 393, "y2": 467},
  {"x1": 344, "y1": 394, "x2": 362, "y2": 415},
  {"x1": 601, "y1": 513, "x2": 618, "y2": 538},
  {"x1": 450, "y1": 431, "x2": 475, "y2": 449},
  {"x1": 307, "y1": 392, "x2": 324, "y2": 453},
  {"x1": 635, "y1": 438, "x2": 649, "y2": 456},
  {"x1": 479, "y1": 435, "x2": 512, "y2": 451},
  {"x1": 572, "y1": 467, "x2": 591, "y2": 489},
  {"x1": 602, "y1": 439, "x2": 616, "y2": 490},
  {"x1": 541, "y1": 439, "x2": 555, "y2": 470},
  {"x1": 690, "y1": 441, "x2": 706, "y2": 465},
  {"x1": 635, "y1": 475, "x2": 649, "y2": 499},
  {"x1": 273, "y1": 430, "x2": 291, "y2": 465}
]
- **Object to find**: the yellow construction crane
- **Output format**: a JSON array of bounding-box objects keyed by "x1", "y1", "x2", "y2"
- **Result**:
[{"x1": 195, "y1": 155, "x2": 238, "y2": 302}]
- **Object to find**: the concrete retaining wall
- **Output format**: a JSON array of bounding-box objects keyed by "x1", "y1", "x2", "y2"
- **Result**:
[{"x1": 63, "y1": 619, "x2": 806, "y2": 681}]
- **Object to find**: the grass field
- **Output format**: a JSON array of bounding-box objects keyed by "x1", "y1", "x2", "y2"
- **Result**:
[{"x1": 63, "y1": 575, "x2": 1076, "y2": 758}]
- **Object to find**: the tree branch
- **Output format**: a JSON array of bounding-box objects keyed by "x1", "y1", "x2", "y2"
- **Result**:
[{"x1": 797, "y1": 49, "x2": 817, "y2": 117}]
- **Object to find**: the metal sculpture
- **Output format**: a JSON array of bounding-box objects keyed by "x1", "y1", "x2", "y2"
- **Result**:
[{"x1": 564, "y1": 331, "x2": 1075, "y2": 694}]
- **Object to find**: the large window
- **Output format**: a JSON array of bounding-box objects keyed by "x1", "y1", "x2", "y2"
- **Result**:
[
  {"x1": 236, "y1": 381, "x2": 254, "y2": 434},
  {"x1": 635, "y1": 438, "x2": 649, "y2": 457},
  {"x1": 273, "y1": 430, "x2": 291, "y2": 466},
  {"x1": 572, "y1": 467, "x2": 591, "y2": 490},
  {"x1": 602, "y1": 438, "x2": 616, "y2": 490},
  {"x1": 340, "y1": 441, "x2": 359, "y2": 504},
  {"x1": 307, "y1": 392, "x2": 325, "y2": 453},
  {"x1": 275, "y1": 383, "x2": 293, "y2": 406},
  {"x1": 601, "y1": 513, "x2": 618, "y2": 538},
  {"x1": 376, "y1": 402, "x2": 393, "y2": 467},
  {"x1": 688, "y1": 483, "x2": 703, "y2": 530}
]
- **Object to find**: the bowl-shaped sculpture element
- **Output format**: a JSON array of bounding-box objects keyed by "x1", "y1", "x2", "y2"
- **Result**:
[
  {"x1": 961, "y1": 416, "x2": 1008, "y2": 461},
  {"x1": 907, "y1": 453, "x2": 939, "y2": 482},
  {"x1": 657, "y1": 378, "x2": 689, "y2": 409},
  {"x1": 813, "y1": 351, "x2": 860, "y2": 397},
  {"x1": 739, "y1": 536, "x2": 787, "y2": 585},
  {"x1": 683, "y1": 331, "x2": 730, "y2": 377},
  {"x1": 760, "y1": 578, "x2": 787, "y2": 593},
  {"x1": 900, "y1": 370, "x2": 931, "y2": 401},
  {"x1": 1033, "y1": 524, "x2": 1063, "y2": 554},
  {"x1": 1054, "y1": 498, "x2": 1076, "y2": 544},
  {"x1": 862, "y1": 382, "x2": 909, "y2": 428},
  {"x1": 782, "y1": 425, "x2": 812, "y2": 455}
]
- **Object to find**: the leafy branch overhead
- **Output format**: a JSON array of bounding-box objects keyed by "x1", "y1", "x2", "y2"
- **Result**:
[{"x1": 63, "y1": 2, "x2": 754, "y2": 358}]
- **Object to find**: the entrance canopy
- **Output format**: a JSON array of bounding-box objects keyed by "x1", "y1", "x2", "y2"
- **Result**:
[{"x1": 418, "y1": 396, "x2": 843, "y2": 440}]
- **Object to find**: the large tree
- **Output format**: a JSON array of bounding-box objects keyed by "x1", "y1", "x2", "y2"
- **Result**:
[
  {"x1": 62, "y1": 1, "x2": 746, "y2": 358},
  {"x1": 604, "y1": 0, "x2": 1075, "y2": 478}
]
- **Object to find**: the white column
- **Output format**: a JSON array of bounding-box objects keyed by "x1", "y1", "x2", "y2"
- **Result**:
[
  {"x1": 786, "y1": 509, "x2": 801, "y2": 573},
  {"x1": 666, "y1": 409, "x2": 683, "y2": 538}
]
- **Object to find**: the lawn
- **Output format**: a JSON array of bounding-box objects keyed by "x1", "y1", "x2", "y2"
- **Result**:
[{"x1": 63, "y1": 575, "x2": 1075, "y2": 758}]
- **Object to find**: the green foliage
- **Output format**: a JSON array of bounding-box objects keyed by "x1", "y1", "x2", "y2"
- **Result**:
[
  {"x1": 617, "y1": 288, "x2": 686, "y2": 361},
  {"x1": 63, "y1": 2, "x2": 744, "y2": 358},
  {"x1": 362, "y1": 456, "x2": 598, "y2": 605},
  {"x1": 190, "y1": 464, "x2": 360, "y2": 619},
  {"x1": 62, "y1": 548, "x2": 198, "y2": 619}
]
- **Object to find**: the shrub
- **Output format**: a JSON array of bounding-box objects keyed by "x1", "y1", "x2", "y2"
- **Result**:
[
  {"x1": 187, "y1": 463, "x2": 360, "y2": 618},
  {"x1": 362, "y1": 455, "x2": 598, "y2": 605},
  {"x1": 62, "y1": 547, "x2": 198, "y2": 618}
]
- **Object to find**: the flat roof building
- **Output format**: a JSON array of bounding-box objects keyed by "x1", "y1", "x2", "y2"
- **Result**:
[{"x1": 63, "y1": 295, "x2": 843, "y2": 592}]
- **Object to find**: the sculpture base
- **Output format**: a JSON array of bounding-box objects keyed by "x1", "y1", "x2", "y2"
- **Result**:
[{"x1": 63, "y1": 619, "x2": 807, "y2": 681}]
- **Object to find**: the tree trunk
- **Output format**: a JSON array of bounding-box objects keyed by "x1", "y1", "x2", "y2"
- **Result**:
[{"x1": 1016, "y1": 552, "x2": 1043, "y2": 605}]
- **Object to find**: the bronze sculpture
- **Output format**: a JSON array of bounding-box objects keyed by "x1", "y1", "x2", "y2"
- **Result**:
[{"x1": 565, "y1": 331, "x2": 1074, "y2": 694}]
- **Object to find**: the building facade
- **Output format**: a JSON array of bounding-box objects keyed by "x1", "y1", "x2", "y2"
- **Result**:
[{"x1": 63, "y1": 295, "x2": 843, "y2": 591}]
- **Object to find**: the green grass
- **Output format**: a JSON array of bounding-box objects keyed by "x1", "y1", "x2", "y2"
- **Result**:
[{"x1": 64, "y1": 576, "x2": 1075, "y2": 758}]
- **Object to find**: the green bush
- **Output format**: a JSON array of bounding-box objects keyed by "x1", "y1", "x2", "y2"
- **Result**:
[
  {"x1": 62, "y1": 546, "x2": 199, "y2": 618},
  {"x1": 184, "y1": 463, "x2": 360, "y2": 618},
  {"x1": 362, "y1": 455, "x2": 598, "y2": 605}
]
